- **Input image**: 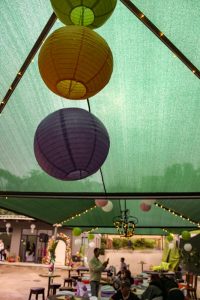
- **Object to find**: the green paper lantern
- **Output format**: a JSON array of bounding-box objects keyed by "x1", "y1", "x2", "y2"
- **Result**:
[
  {"x1": 166, "y1": 234, "x2": 173, "y2": 242},
  {"x1": 88, "y1": 233, "x2": 95, "y2": 241},
  {"x1": 181, "y1": 231, "x2": 191, "y2": 241},
  {"x1": 50, "y1": 0, "x2": 117, "y2": 29},
  {"x1": 73, "y1": 227, "x2": 82, "y2": 236}
]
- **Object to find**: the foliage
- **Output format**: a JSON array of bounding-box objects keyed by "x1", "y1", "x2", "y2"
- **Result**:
[
  {"x1": 47, "y1": 238, "x2": 58, "y2": 262},
  {"x1": 112, "y1": 238, "x2": 156, "y2": 249},
  {"x1": 101, "y1": 237, "x2": 107, "y2": 249}
]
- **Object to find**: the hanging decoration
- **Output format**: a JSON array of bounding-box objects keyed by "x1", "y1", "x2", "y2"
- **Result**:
[
  {"x1": 113, "y1": 200, "x2": 138, "y2": 237},
  {"x1": 5, "y1": 222, "x2": 11, "y2": 235},
  {"x1": 166, "y1": 234, "x2": 173, "y2": 242},
  {"x1": 50, "y1": 0, "x2": 117, "y2": 29},
  {"x1": 30, "y1": 223, "x2": 36, "y2": 234},
  {"x1": 184, "y1": 243, "x2": 192, "y2": 252},
  {"x1": 140, "y1": 202, "x2": 151, "y2": 212},
  {"x1": 38, "y1": 25, "x2": 113, "y2": 100},
  {"x1": 34, "y1": 108, "x2": 110, "y2": 180},
  {"x1": 95, "y1": 199, "x2": 108, "y2": 207},
  {"x1": 88, "y1": 233, "x2": 95, "y2": 241},
  {"x1": 73, "y1": 227, "x2": 82, "y2": 236},
  {"x1": 89, "y1": 241, "x2": 95, "y2": 248},
  {"x1": 75, "y1": 239, "x2": 82, "y2": 246},
  {"x1": 181, "y1": 231, "x2": 191, "y2": 241},
  {"x1": 102, "y1": 200, "x2": 113, "y2": 212}
]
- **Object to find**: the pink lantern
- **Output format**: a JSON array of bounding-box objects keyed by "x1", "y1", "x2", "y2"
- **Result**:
[
  {"x1": 140, "y1": 202, "x2": 151, "y2": 212},
  {"x1": 95, "y1": 199, "x2": 108, "y2": 207}
]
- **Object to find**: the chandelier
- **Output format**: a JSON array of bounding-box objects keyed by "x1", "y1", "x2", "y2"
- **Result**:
[{"x1": 113, "y1": 201, "x2": 138, "y2": 237}]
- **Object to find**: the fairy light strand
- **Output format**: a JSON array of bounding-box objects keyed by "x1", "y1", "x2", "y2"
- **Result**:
[
  {"x1": 60, "y1": 205, "x2": 96, "y2": 225},
  {"x1": 155, "y1": 202, "x2": 200, "y2": 228}
]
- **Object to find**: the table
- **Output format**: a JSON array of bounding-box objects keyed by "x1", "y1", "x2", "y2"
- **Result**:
[{"x1": 39, "y1": 273, "x2": 61, "y2": 297}]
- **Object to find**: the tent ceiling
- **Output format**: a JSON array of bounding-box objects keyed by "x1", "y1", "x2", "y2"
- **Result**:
[{"x1": 0, "y1": 1, "x2": 200, "y2": 232}]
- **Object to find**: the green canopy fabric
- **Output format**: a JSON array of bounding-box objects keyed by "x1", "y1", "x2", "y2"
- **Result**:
[{"x1": 0, "y1": 1, "x2": 200, "y2": 233}]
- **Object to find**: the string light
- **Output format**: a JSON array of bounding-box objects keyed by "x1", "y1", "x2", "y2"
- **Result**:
[
  {"x1": 85, "y1": 227, "x2": 99, "y2": 234},
  {"x1": 60, "y1": 205, "x2": 96, "y2": 225},
  {"x1": 155, "y1": 202, "x2": 200, "y2": 227}
]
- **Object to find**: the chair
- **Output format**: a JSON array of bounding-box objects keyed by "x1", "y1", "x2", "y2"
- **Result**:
[
  {"x1": 49, "y1": 283, "x2": 61, "y2": 295},
  {"x1": 28, "y1": 287, "x2": 45, "y2": 300},
  {"x1": 185, "y1": 273, "x2": 198, "y2": 300},
  {"x1": 63, "y1": 278, "x2": 74, "y2": 287}
]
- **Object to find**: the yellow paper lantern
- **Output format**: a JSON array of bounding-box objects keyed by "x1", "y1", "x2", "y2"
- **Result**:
[
  {"x1": 38, "y1": 26, "x2": 113, "y2": 100},
  {"x1": 50, "y1": 0, "x2": 117, "y2": 29}
]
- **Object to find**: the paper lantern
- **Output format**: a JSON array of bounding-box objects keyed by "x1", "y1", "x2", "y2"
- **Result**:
[
  {"x1": 50, "y1": 0, "x2": 117, "y2": 29},
  {"x1": 102, "y1": 200, "x2": 113, "y2": 212},
  {"x1": 140, "y1": 202, "x2": 151, "y2": 212},
  {"x1": 88, "y1": 233, "x2": 95, "y2": 241},
  {"x1": 168, "y1": 242, "x2": 174, "y2": 249},
  {"x1": 89, "y1": 241, "x2": 95, "y2": 248},
  {"x1": 34, "y1": 108, "x2": 110, "y2": 180},
  {"x1": 38, "y1": 26, "x2": 113, "y2": 100},
  {"x1": 73, "y1": 227, "x2": 82, "y2": 236},
  {"x1": 181, "y1": 231, "x2": 191, "y2": 241},
  {"x1": 30, "y1": 224, "x2": 36, "y2": 234},
  {"x1": 95, "y1": 199, "x2": 108, "y2": 207},
  {"x1": 184, "y1": 243, "x2": 192, "y2": 252},
  {"x1": 142, "y1": 199, "x2": 156, "y2": 205},
  {"x1": 75, "y1": 239, "x2": 82, "y2": 246},
  {"x1": 166, "y1": 234, "x2": 173, "y2": 242}
]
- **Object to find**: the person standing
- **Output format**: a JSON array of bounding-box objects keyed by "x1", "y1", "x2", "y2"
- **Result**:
[
  {"x1": 0, "y1": 239, "x2": 5, "y2": 261},
  {"x1": 120, "y1": 257, "x2": 127, "y2": 272},
  {"x1": 89, "y1": 247, "x2": 109, "y2": 297}
]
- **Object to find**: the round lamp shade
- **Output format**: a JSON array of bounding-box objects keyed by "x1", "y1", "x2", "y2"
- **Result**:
[
  {"x1": 38, "y1": 26, "x2": 113, "y2": 100},
  {"x1": 88, "y1": 233, "x2": 95, "y2": 241},
  {"x1": 50, "y1": 0, "x2": 117, "y2": 29},
  {"x1": 73, "y1": 227, "x2": 82, "y2": 236},
  {"x1": 184, "y1": 243, "x2": 192, "y2": 252},
  {"x1": 95, "y1": 199, "x2": 108, "y2": 207},
  {"x1": 140, "y1": 202, "x2": 151, "y2": 212},
  {"x1": 34, "y1": 108, "x2": 110, "y2": 180},
  {"x1": 102, "y1": 200, "x2": 113, "y2": 212},
  {"x1": 181, "y1": 231, "x2": 191, "y2": 241},
  {"x1": 166, "y1": 234, "x2": 173, "y2": 242}
]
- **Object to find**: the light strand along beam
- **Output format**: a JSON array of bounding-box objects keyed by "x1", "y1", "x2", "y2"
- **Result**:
[
  {"x1": 120, "y1": 0, "x2": 200, "y2": 79},
  {"x1": 0, "y1": 12, "x2": 57, "y2": 114},
  {"x1": 1, "y1": 191, "x2": 200, "y2": 199}
]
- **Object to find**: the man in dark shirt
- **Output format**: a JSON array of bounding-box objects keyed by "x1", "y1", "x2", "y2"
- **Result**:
[{"x1": 111, "y1": 280, "x2": 139, "y2": 300}]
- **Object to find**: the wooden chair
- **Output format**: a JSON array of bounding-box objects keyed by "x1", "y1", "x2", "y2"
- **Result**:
[
  {"x1": 185, "y1": 273, "x2": 198, "y2": 300},
  {"x1": 28, "y1": 287, "x2": 45, "y2": 300}
]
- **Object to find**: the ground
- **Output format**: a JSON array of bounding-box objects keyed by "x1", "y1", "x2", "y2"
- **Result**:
[{"x1": 0, "y1": 250, "x2": 199, "y2": 300}]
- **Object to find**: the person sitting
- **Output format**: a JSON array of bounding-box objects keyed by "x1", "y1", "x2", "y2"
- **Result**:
[
  {"x1": 160, "y1": 276, "x2": 184, "y2": 300},
  {"x1": 113, "y1": 269, "x2": 134, "y2": 291},
  {"x1": 111, "y1": 280, "x2": 140, "y2": 300},
  {"x1": 141, "y1": 279, "x2": 163, "y2": 300}
]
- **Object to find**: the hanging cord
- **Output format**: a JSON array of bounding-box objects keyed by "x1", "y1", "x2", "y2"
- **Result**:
[
  {"x1": 86, "y1": 98, "x2": 107, "y2": 196},
  {"x1": 87, "y1": 98, "x2": 91, "y2": 112}
]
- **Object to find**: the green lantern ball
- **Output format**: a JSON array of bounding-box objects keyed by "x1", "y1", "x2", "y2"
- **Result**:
[
  {"x1": 181, "y1": 231, "x2": 191, "y2": 241},
  {"x1": 50, "y1": 0, "x2": 117, "y2": 29},
  {"x1": 166, "y1": 234, "x2": 173, "y2": 242},
  {"x1": 73, "y1": 227, "x2": 82, "y2": 236},
  {"x1": 88, "y1": 233, "x2": 95, "y2": 241}
]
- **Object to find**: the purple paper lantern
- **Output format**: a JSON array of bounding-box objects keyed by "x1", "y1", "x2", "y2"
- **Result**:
[{"x1": 34, "y1": 108, "x2": 110, "y2": 180}]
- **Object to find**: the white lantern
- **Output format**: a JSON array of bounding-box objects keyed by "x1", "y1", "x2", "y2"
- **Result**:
[
  {"x1": 89, "y1": 241, "x2": 95, "y2": 248},
  {"x1": 184, "y1": 243, "x2": 192, "y2": 252},
  {"x1": 30, "y1": 224, "x2": 36, "y2": 234},
  {"x1": 75, "y1": 239, "x2": 82, "y2": 246},
  {"x1": 6, "y1": 222, "x2": 11, "y2": 235},
  {"x1": 168, "y1": 242, "x2": 174, "y2": 249},
  {"x1": 102, "y1": 200, "x2": 113, "y2": 212}
]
